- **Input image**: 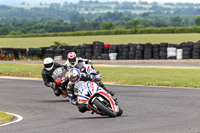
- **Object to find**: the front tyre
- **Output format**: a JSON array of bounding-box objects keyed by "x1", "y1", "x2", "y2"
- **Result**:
[
  {"x1": 117, "y1": 107, "x2": 123, "y2": 116},
  {"x1": 93, "y1": 98, "x2": 116, "y2": 117}
]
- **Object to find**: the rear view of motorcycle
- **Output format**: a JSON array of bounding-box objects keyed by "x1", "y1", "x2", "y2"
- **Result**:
[
  {"x1": 52, "y1": 67, "x2": 69, "y2": 98},
  {"x1": 76, "y1": 81, "x2": 123, "y2": 117}
]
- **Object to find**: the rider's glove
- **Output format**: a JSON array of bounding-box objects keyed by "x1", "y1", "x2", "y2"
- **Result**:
[
  {"x1": 90, "y1": 75, "x2": 101, "y2": 82},
  {"x1": 90, "y1": 75, "x2": 96, "y2": 79},
  {"x1": 49, "y1": 82, "x2": 56, "y2": 88}
]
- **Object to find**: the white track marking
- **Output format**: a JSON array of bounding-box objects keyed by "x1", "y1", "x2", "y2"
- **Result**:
[{"x1": 0, "y1": 112, "x2": 23, "y2": 127}]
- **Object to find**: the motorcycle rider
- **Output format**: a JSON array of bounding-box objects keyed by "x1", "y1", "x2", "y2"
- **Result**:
[
  {"x1": 41, "y1": 57, "x2": 63, "y2": 96},
  {"x1": 64, "y1": 52, "x2": 90, "y2": 69},
  {"x1": 65, "y1": 52, "x2": 114, "y2": 97},
  {"x1": 67, "y1": 68, "x2": 114, "y2": 106}
]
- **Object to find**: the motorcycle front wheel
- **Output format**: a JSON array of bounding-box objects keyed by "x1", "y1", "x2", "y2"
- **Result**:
[{"x1": 93, "y1": 98, "x2": 116, "y2": 117}]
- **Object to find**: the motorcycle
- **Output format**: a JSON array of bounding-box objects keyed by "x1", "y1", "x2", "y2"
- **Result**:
[
  {"x1": 76, "y1": 81, "x2": 123, "y2": 117},
  {"x1": 52, "y1": 67, "x2": 69, "y2": 98}
]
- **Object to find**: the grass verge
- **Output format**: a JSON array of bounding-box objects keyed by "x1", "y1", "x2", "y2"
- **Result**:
[
  {"x1": 1, "y1": 63, "x2": 200, "y2": 88},
  {"x1": 0, "y1": 33, "x2": 200, "y2": 48},
  {"x1": 0, "y1": 112, "x2": 14, "y2": 124}
]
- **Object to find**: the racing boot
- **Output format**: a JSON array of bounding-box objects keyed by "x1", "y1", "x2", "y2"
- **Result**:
[{"x1": 51, "y1": 86, "x2": 61, "y2": 96}]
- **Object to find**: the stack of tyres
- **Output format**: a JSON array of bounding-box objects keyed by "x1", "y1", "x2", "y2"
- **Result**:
[
  {"x1": 0, "y1": 48, "x2": 3, "y2": 60},
  {"x1": 84, "y1": 44, "x2": 93, "y2": 60},
  {"x1": 167, "y1": 44, "x2": 177, "y2": 59},
  {"x1": 160, "y1": 43, "x2": 168, "y2": 59},
  {"x1": 28, "y1": 48, "x2": 42, "y2": 59},
  {"x1": 2, "y1": 48, "x2": 14, "y2": 60},
  {"x1": 76, "y1": 45, "x2": 82, "y2": 58},
  {"x1": 192, "y1": 42, "x2": 200, "y2": 59},
  {"x1": 101, "y1": 44, "x2": 110, "y2": 60},
  {"x1": 46, "y1": 49, "x2": 54, "y2": 58},
  {"x1": 144, "y1": 43, "x2": 153, "y2": 59},
  {"x1": 93, "y1": 41, "x2": 104, "y2": 59},
  {"x1": 122, "y1": 44, "x2": 129, "y2": 59},
  {"x1": 62, "y1": 49, "x2": 70, "y2": 60},
  {"x1": 40, "y1": 47, "x2": 49, "y2": 59},
  {"x1": 117, "y1": 44, "x2": 123, "y2": 60},
  {"x1": 62, "y1": 45, "x2": 71, "y2": 60},
  {"x1": 109, "y1": 45, "x2": 118, "y2": 53},
  {"x1": 103, "y1": 44, "x2": 110, "y2": 54},
  {"x1": 128, "y1": 43, "x2": 136, "y2": 59},
  {"x1": 182, "y1": 42, "x2": 193, "y2": 59},
  {"x1": 153, "y1": 44, "x2": 160, "y2": 59},
  {"x1": 176, "y1": 43, "x2": 183, "y2": 59},
  {"x1": 46, "y1": 45, "x2": 58, "y2": 58},
  {"x1": 14, "y1": 48, "x2": 27, "y2": 60},
  {"x1": 54, "y1": 48, "x2": 63, "y2": 60},
  {"x1": 135, "y1": 44, "x2": 144, "y2": 60},
  {"x1": 109, "y1": 45, "x2": 118, "y2": 60},
  {"x1": 79, "y1": 45, "x2": 86, "y2": 59},
  {"x1": 71, "y1": 46, "x2": 78, "y2": 53}
]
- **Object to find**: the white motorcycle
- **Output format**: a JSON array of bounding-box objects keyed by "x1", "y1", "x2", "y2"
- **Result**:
[{"x1": 76, "y1": 81, "x2": 123, "y2": 117}]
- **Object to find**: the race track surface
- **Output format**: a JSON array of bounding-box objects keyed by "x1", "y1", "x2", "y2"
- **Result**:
[{"x1": 1, "y1": 78, "x2": 200, "y2": 133}]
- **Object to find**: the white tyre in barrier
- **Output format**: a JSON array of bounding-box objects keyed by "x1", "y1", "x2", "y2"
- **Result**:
[
  {"x1": 167, "y1": 47, "x2": 177, "y2": 58},
  {"x1": 54, "y1": 55, "x2": 62, "y2": 60},
  {"x1": 176, "y1": 49, "x2": 183, "y2": 59},
  {"x1": 109, "y1": 53, "x2": 117, "y2": 60}
]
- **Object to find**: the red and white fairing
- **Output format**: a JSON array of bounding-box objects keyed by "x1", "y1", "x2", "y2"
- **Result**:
[{"x1": 77, "y1": 82, "x2": 119, "y2": 115}]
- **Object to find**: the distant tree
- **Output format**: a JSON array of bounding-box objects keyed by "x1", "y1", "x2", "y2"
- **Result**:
[
  {"x1": 170, "y1": 16, "x2": 183, "y2": 27},
  {"x1": 0, "y1": 27, "x2": 9, "y2": 35},
  {"x1": 101, "y1": 22, "x2": 114, "y2": 30},
  {"x1": 195, "y1": 16, "x2": 200, "y2": 26},
  {"x1": 132, "y1": 20, "x2": 140, "y2": 32}
]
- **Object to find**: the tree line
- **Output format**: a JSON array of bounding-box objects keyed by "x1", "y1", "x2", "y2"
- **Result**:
[{"x1": 1, "y1": 1, "x2": 200, "y2": 35}]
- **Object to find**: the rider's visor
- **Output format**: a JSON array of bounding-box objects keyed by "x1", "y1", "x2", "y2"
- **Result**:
[
  {"x1": 44, "y1": 62, "x2": 53, "y2": 68},
  {"x1": 71, "y1": 76, "x2": 78, "y2": 82},
  {"x1": 69, "y1": 58, "x2": 76, "y2": 63}
]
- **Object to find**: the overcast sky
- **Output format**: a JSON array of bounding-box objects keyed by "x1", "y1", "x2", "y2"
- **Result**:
[
  {"x1": 1, "y1": 0, "x2": 200, "y2": 5},
  {"x1": 106, "y1": 0, "x2": 200, "y2": 3}
]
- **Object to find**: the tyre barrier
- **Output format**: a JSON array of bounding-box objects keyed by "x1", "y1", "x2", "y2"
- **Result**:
[{"x1": 1, "y1": 40, "x2": 200, "y2": 60}]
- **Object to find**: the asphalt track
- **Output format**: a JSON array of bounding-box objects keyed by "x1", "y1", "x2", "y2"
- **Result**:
[
  {"x1": 1, "y1": 78, "x2": 200, "y2": 133},
  {"x1": 2, "y1": 60, "x2": 200, "y2": 67}
]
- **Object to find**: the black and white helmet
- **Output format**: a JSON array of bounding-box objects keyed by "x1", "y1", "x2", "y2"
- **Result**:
[{"x1": 43, "y1": 57, "x2": 54, "y2": 71}]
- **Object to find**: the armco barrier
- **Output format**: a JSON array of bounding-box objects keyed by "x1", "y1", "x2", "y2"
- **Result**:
[{"x1": 1, "y1": 41, "x2": 200, "y2": 60}]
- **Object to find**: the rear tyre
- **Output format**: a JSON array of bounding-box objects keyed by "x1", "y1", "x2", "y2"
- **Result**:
[{"x1": 93, "y1": 98, "x2": 116, "y2": 117}]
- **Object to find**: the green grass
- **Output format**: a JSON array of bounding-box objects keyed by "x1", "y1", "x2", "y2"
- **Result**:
[
  {"x1": 96, "y1": 67, "x2": 200, "y2": 88},
  {"x1": 0, "y1": 33, "x2": 200, "y2": 48},
  {"x1": 0, "y1": 64, "x2": 42, "y2": 78},
  {"x1": 1, "y1": 63, "x2": 200, "y2": 88},
  {"x1": 0, "y1": 112, "x2": 13, "y2": 124}
]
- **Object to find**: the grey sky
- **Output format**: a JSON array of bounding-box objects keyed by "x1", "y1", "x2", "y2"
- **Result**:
[{"x1": 0, "y1": 0, "x2": 200, "y2": 5}]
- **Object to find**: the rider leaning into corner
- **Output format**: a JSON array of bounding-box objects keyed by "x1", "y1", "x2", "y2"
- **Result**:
[
  {"x1": 42, "y1": 57, "x2": 65, "y2": 97},
  {"x1": 64, "y1": 52, "x2": 91, "y2": 70},
  {"x1": 67, "y1": 68, "x2": 99, "y2": 113},
  {"x1": 65, "y1": 52, "x2": 115, "y2": 104}
]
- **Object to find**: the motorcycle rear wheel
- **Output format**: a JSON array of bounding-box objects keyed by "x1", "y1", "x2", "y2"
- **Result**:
[{"x1": 93, "y1": 98, "x2": 116, "y2": 117}]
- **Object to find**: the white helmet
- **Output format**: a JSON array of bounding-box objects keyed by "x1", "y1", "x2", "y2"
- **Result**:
[
  {"x1": 67, "y1": 52, "x2": 77, "y2": 65},
  {"x1": 43, "y1": 57, "x2": 54, "y2": 71}
]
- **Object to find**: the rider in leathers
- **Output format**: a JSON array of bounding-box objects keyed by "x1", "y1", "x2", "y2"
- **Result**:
[
  {"x1": 42, "y1": 57, "x2": 64, "y2": 96},
  {"x1": 65, "y1": 52, "x2": 114, "y2": 103},
  {"x1": 64, "y1": 52, "x2": 91, "y2": 70},
  {"x1": 67, "y1": 68, "x2": 103, "y2": 112}
]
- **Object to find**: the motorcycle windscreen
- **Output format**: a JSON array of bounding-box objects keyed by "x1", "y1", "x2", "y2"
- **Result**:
[{"x1": 52, "y1": 67, "x2": 63, "y2": 80}]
